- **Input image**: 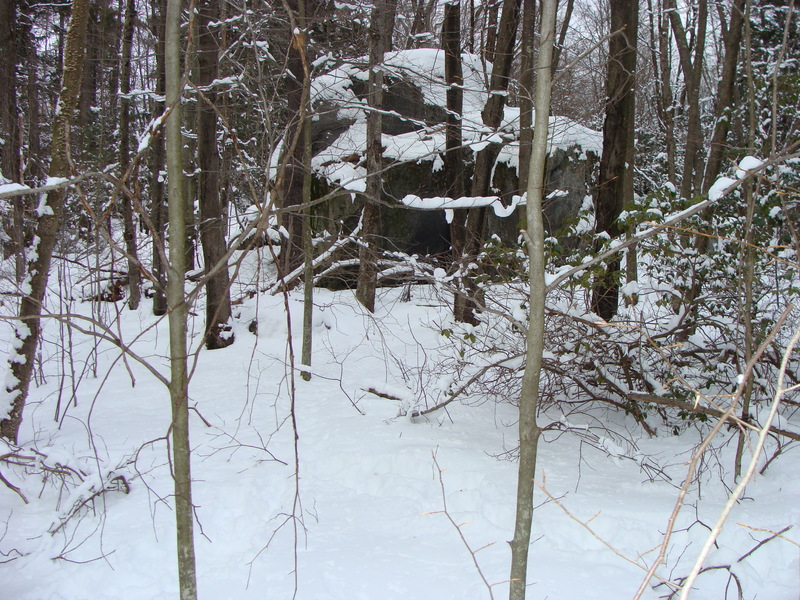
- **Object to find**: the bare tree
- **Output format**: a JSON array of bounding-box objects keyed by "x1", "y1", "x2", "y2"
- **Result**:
[
  {"x1": 455, "y1": 0, "x2": 522, "y2": 324},
  {"x1": 118, "y1": 0, "x2": 142, "y2": 310},
  {"x1": 665, "y1": 0, "x2": 707, "y2": 201},
  {"x1": 517, "y1": 0, "x2": 535, "y2": 193},
  {"x1": 508, "y1": 0, "x2": 556, "y2": 597},
  {"x1": 590, "y1": 0, "x2": 639, "y2": 321},
  {"x1": 443, "y1": 0, "x2": 468, "y2": 270},
  {"x1": 356, "y1": 0, "x2": 398, "y2": 312},
  {"x1": 701, "y1": 0, "x2": 746, "y2": 193},
  {"x1": 0, "y1": 0, "x2": 33, "y2": 287},
  {"x1": 165, "y1": 0, "x2": 198, "y2": 595},
  {"x1": 647, "y1": 0, "x2": 678, "y2": 184},
  {"x1": 150, "y1": 0, "x2": 169, "y2": 316},
  {"x1": 1, "y1": 0, "x2": 91, "y2": 444},
  {"x1": 197, "y1": 0, "x2": 234, "y2": 349}
]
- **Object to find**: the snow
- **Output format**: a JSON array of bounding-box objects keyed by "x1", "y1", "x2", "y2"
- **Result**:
[
  {"x1": 736, "y1": 155, "x2": 764, "y2": 179},
  {"x1": 44, "y1": 176, "x2": 68, "y2": 187},
  {"x1": 0, "y1": 181, "x2": 29, "y2": 196},
  {"x1": 397, "y1": 194, "x2": 526, "y2": 223},
  {"x1": 310, "y1": 49, "x2": 602, "y2": 192},
  {"x1": 708, "y1": 176, "x2": 738, "y2": 201},
  {"x1": 35, "y1": 195, "x2": 54, "y2": 217},
  {"x1": 1, "y1": 275, "x2": 799, "y2": 600}
]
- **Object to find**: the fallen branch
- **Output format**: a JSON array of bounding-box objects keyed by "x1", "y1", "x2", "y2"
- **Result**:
[
  {"x1": 363, "y1": 387, "x2": 403, "y2": 401},
  {"x1": 268, "y1": 220, "x2": 363, "y2": 295},
  {"x1": 409, "y1": 353, "x2": 525, "y2": 418},
  {"x1": 545, "y1": 145, "x2": 800, "y2": 294},
  {"x1": 628, "y1": 393, "x2": 800, "y2": 442},
  {"x1": 0, "y1": 454, "x2": 28, "y2": 504}
]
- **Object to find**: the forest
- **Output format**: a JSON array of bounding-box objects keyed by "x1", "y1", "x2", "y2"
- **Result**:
[{"x1": 1, "y1": 0, "x2": 799, "y2": 598}]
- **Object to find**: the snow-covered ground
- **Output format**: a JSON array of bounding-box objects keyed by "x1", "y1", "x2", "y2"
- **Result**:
[{"x1": 2, "y1": 283, "x2": 799, "y2": 599}]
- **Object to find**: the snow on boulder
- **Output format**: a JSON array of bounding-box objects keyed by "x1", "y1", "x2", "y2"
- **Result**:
[{"x1": 309, "y1": 49, "x2": 601, "y2": 254}]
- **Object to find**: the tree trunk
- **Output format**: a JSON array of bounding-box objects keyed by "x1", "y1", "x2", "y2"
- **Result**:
[
  {"x1": 406, "y1": 0, "x2": 436, "y2": 48},
  {"x1": 165, "y1": 0, "x2": 199, "y2": 596},
  {"x1": 551, "y1": 0, "x2": 574, "y2": 75},
  {"x1": 301, "y1": 102, "x2": 313, "y2": 381},
  {"x1": 1, "y1": 0, "x2": 91, "y2": 444},
  {"x1": 23, "y1": 12, "x2": 46, "y2": 187},
  {"x1": 701, "y1": 0, "x2": 746, "y2": 194},
  {"x1": 455, "y1": 0, "x2": 521, "y2": 324},
  {"x1": 151, "y1": 0, "x2": 168, "y2": 316},
  {"x1": 0, "y1": 0, "x2": 27, "y2": 286},
  {"x1": 590, "y1": 0, "x2": 639, "y2": 321},
  {"x1": 356, "y1": 0, "x2": 397, "y2": 312},
  {"x1": 0, "y1": 0, "x2": 21, "y2": 184},
  {"x1": 442, "y1": 0, "x2": 471, "y2": 322},
  {"x1": 484, "y1": 0, "x2": 501, "y2": 62},
  {"x1": 276, "y1": 2, "x2": 310, "y2": 277},
  {"x1": 508, "y1": 1, "x2": 555, "y2": 596},
  {"x1": 517, "y1": 0, "x2": 535, "y2": 192},
  {"x1": 119, "y1": 0, "x2": 142, "y2": 310},
  {"x1": 443, "y1": 0, "x2": 465, "y2": 201},
  {"x1": 443, "y1": 0, "x2": 467, "y2": 266},
  {"x1": 649, "y1": 0, "x2": 677, "y2": 185},
  {"x1": 665, "y1": 0, "x2": 707, "y2": 201},
  {"x1": 197, "y1": 0, "x2": 233, "y2": 349}
]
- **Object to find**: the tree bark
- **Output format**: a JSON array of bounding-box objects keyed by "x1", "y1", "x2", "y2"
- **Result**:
[
  {"x1": 484, "y1": 0, "x2": 501, "y2": 62},
  {"x1": 0, "y1": 0, "x2": 27, "y2": 286},
  {"x1": 665, "y1": 0, "x2": 707, "y2": 201},
  {"x1": 590, "y1": 0, "x2": 639, "y2": 321},
  {"x1": 197, "y1": 0, "x2": 233, "y2": 349},
  {"x1": 0, "y1": 0, "x2": 20, "y2": 184},
  {"x1": 701, "y1": 0, "x2": 746, "y2": 194},
  {"x1": 356, "y1": 0, "x2": 397, "y2": 312},
  {"x1": 455, "y1": 0, "x2": 521, "y2": 324},
  {"x1": 301, "y1": 101, "x2": 313, "y2": 380},
  {"x1": 276, "y1": 1, "x2": 311, "y2": 276},
  {"x1": 551, "y1": 0, "x2": 574, "y2": 76},
  {"x1": 119, "y1": 0, "x2": 142, "y2": 310},
  {"x1": 406, "y1": 0, "x2": 436, "y2": 48},
  {"x1": 165, "y1": 0, "x2": 199, "y2": 596},
  {"x1": 517, "y1": 0, "x2": 535, "y2": 192},
  {"x1": 649, "y1": 0, "x2": 677, "y2": 184},
  {"x1": 1, "y1": 0, "x2": 91, "y2": 443},
  {"x1": 150, "y1": 0, "x2": 168, "y2": 316},
  {"x1": 443, "y1": 0, "x2": 467, "y2": 267},
  {"x1": 508, "y1": 1, "x2": 555, "y2": 596}
]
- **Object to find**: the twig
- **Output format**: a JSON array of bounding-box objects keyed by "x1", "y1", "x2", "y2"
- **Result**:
[
  {"x1": 532, "y1": 474, "x2": 678, "y2": 589},
  {"x1": 410, "y1": 352, "x2": 525, "y2": 418},
  {"x1": 736, "y1": 523, "x2": 798, "y2": 549},
  {"x1": 427, "y1": 451, "x2": 496, "y2": 599},
  {"x1": 545, "y1": 144, "x2": 800, "y2": 294},
  {"x1": 678, "y1": 320, "x2": 800, "y2": 598},
  {"x1": 659, "y1": 525, "x2": 792, "y2": 599},
  {"x1": 0, "y1": 459, "x2": 28, "y2": 504},
  {"x1": 633, "y1": 303, "x2": 795, "y2": 600},
  {"x1": 627, "y1": 392, "x2": 800, "y2": 442},
  {"x1": 737, "y1": 525, "x2": 793, "y2": 561}
]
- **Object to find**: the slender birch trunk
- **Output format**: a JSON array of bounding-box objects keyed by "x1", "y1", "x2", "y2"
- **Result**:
[
  {"x1": 508, "y1": 0, "x2": 556, "y2": 597},
  {"x1": 165, "y1": 0, "x2": 198, "y2": 596}
]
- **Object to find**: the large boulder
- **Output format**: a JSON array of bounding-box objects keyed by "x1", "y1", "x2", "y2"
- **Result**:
[{"x1": 309, "y1": 49, "x2": 601, "y2": 254}]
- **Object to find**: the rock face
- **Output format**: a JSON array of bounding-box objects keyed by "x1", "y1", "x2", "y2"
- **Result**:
[{"x1": 309, "y1": 49, "x2": 600, "y2": 255}]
